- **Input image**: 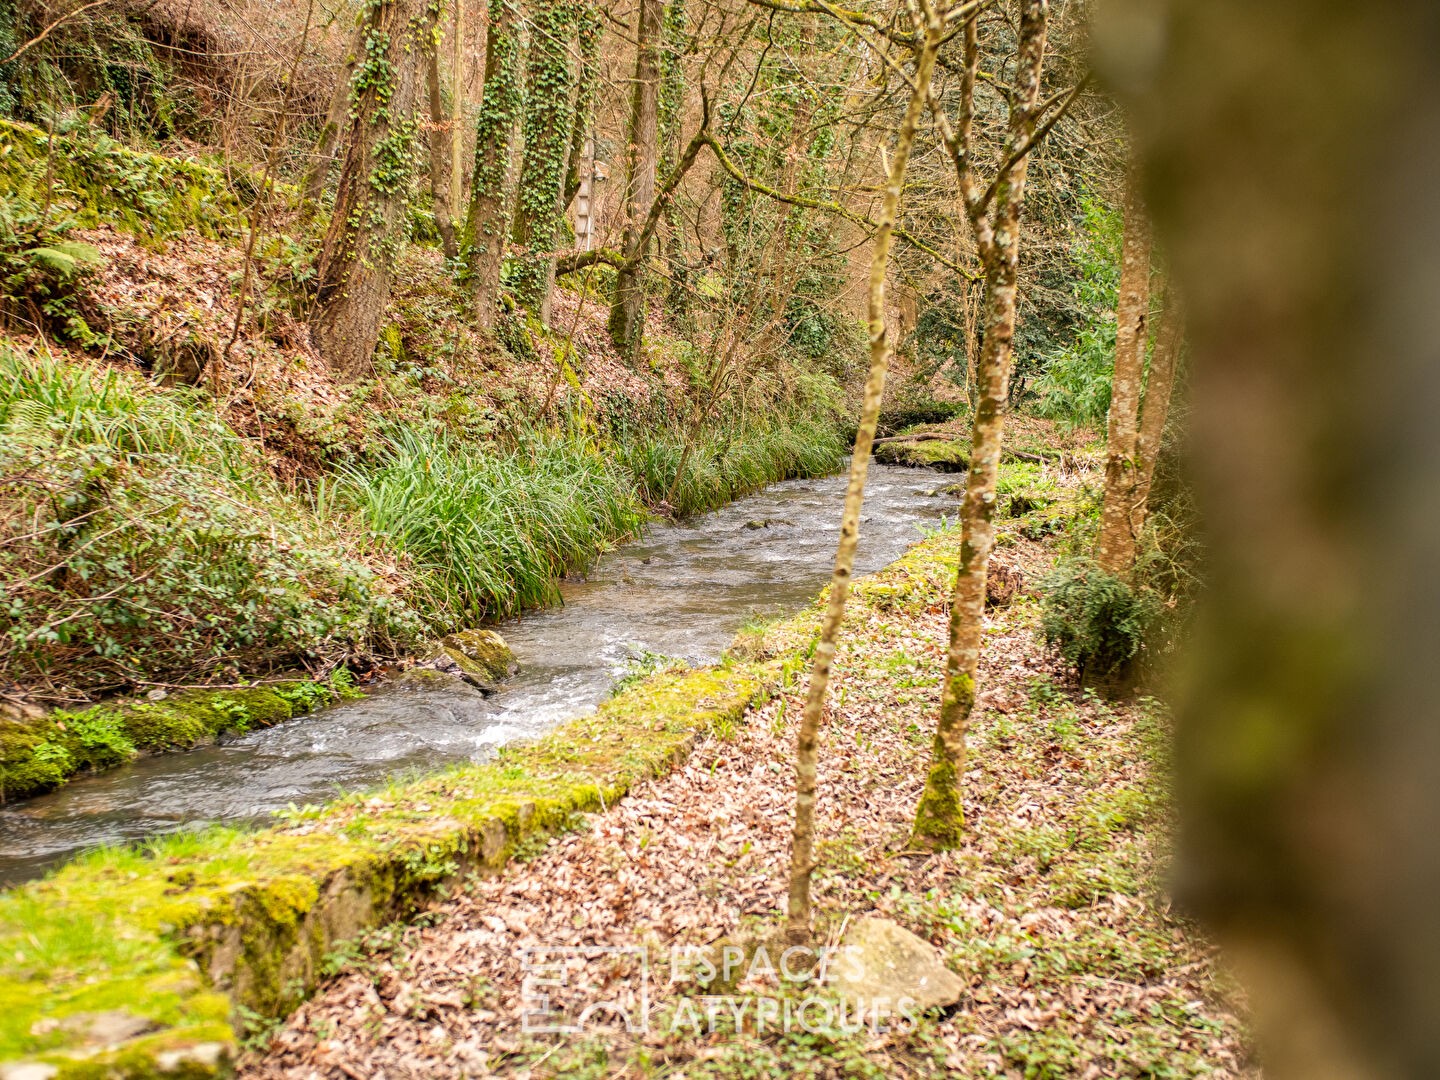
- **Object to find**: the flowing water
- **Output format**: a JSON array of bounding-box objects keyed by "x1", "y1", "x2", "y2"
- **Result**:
[{"x1": 0, "y1": 465, "x2": 951, "y2": 886}]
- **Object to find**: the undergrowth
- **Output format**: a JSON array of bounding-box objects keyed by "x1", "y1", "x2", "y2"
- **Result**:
[{"x1": 0, "y1": 346, "x2": 422, "y2": 700}]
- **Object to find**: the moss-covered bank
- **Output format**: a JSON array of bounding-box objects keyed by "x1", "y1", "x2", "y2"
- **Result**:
[
  {"x1": 0, "y1": 117, "x2": 245, "y2": 241},
  {"x1": 0, "y1": 677, "x2": 354, "y2": 803},
  {"x1": 0, "y1": 662, "x2": 764, "y2": 1076}
]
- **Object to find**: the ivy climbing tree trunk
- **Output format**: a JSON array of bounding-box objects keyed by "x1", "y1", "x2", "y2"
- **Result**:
[
  {"x1": 1095, "y1": 163, "x2": 1153, "y2": 576},
  {"x1": 461, "y1": 0, "x2": 524, "y2": 328},
  {"x1": 311, "y1": 0, "x2": 432, "y2": 380},
  {"x1": 658, "y1": 0, "x2": 689, "y2": 321},
  {"x1": 562, "y1": 3, "x2": 601, "y2": 209},
  {"x1": 511, "y1": 0, "x2": 578, "y2": 323},
  {"x1": 607, "y1": 0, "x2": 663, "y2": 358},
  {"x1": 426, "y1": 30, "x2": 459, "y2": 259},
  {"x1": 911, "y1": 0, "x2": 1051, "y2": 850},
  {"x1": 785, "y1": 16, "x2": 940, "y2": 947}
]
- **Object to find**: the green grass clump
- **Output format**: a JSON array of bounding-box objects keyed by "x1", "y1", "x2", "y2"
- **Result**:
[
  {"x1": 0, "y1": 346, "x2": 423, "y2": 699},
  {"x1": 340, "y1": 425, "x2": 647, "y2": 625},
  {"x1": 616, "y1": 415, "x2": 846, "y2": 516}
]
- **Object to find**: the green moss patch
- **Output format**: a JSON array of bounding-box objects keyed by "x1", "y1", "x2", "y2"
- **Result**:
[
  {"x1": 0, "y1": 663, "x2": 762, "y2": 1075},
  {"x1": 874, "y1": 432, "x2": 971, "y2": 471},
  {"x1": 0, "y1": 678, "x2": 351, "y2": 803},
  {"x1": 0, "y1": 117, "x2": 246, "y2": 240}
]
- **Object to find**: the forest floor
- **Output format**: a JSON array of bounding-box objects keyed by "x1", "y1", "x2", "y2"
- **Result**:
[{"x1": 243, "y1": 477, "x2": 1253, "y2": 1080}]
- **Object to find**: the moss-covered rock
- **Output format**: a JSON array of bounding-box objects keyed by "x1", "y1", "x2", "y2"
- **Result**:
[
  {"x1": 874, "y1": 436, "x2": 970, "y2": 471},
  {"x1": 438, "y1": 629, "x2": 517, "y2": 691}
]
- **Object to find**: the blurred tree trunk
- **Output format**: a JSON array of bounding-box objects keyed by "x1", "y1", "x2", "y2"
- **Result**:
[
  {"x1": 461, "y1": 0, "x2": 524, "y2": 328},
  {"x1": 911, "y1": 0, "x2": 1050, "y2": 850},
  {"x1": 786, "y1": 14, "x2": 941, "y2": 947},
  {"x1": 607, "y1": 0, "x2": 663, "y2": 358},
  {"x1": 1096, "y1": 164, "x2": 1152, "y2": 575},
  {"x1": 1094, "y1": 0, "x2": 1440, "y2": 1074},
  {"x1": 311, "y1": 0, "x2": 431, "y2": 379},
  {"x1": 426, "y1": 39, "x2": 458, "y2": 259}
]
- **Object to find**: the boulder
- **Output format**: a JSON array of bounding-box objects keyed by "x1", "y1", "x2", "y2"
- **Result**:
[
  {"x1": 420, "y1": 629, "x2": 517, "y2": 693},
  {"x1": 827, "y1": 917, "x2": 964, "y2": 1012}
]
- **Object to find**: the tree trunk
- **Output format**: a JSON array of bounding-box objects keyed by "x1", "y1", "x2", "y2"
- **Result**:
[
  {"x1": 426, "y1": 39, "x2": 458, "y2": 259},
  {"x1": 786, "y1": 19, "x2": 940, "y2": 947},
  {"x1": 461, "y1": 0, "x2": 524, "y2": 329},
  {"x1": 1095, "y1": 165, "x2": 1153, "y2": 575},
  {"x1": 449, "y1": 0, "x2": 465, "y2": 213},
  {"x1": 301, "y1": 24, "x2": 363, "y2": 215},
  {"x1": 658, "y1": 0, "x2": 690, "y2": 320},
  {"x1": 311, "y1": 0, "x2": 431, "y2": 380},
  {"x1": 1130, "y1": 284, "x2": 1184, "y2": 531},
  {"x1": 607, "y1": 0, "x2": 663, "y2": 358},
  {"x1": 511, "y1": 0, "x2": 579, "y2": 323},
  {"x1": 911, "y1": 0, "x2": 1050, "y2": 851},
  {"x1": 562, "y1": 4, "x2": 601, "y2": 209}
]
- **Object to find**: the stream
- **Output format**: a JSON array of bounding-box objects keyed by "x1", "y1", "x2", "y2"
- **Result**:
[{"x1": 0, "y1": 465, "x2": 951, "y2": 886}]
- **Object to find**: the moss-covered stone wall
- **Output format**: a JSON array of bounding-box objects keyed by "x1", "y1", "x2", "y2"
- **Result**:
[
  {"x1": 0, "y1": 117, "x2": 246, "y2": 240},
  {"x1": 0, "y1": 662, "x2": 764, "y2": 1076}
]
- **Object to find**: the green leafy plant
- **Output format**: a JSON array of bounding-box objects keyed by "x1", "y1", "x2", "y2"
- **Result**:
[
  {"x1": 1040, "y1": 560, "x2": 1161, "y2": 686},
  {"x1": 0, "y1": 346, "x2": 424, "y2": 699},
  {"x1": 1032, "y1": 196, "x2": 1122, "y2": 428}
]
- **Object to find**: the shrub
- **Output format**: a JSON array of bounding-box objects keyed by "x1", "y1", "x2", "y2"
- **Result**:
[
  {"x1": 1040, "y1": 560, "x2": 1161, "y2": 687},
  {"x1": 0, "y1": 194, "x2": 104, "y2": 346}
]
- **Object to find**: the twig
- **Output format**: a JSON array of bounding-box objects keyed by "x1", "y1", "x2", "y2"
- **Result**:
[{"x1": 2, "y1": 0, "x2": 112, "y2": 66}]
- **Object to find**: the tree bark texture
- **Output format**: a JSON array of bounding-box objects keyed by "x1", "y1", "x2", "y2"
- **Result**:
[
  {"x1": 1095, "y1": 164, "x2": 1153, "y2": 575},
  {"x1": 911, "y1": 0, "x2": 1049, "y2": 850},
  {"x1": 1094, "y1": 0, "x2": 1440, "y2": 1074},
  {"x1": 311, "y1": 0, "x2": 431, "y2": 380},
  {"x1": 785, "y1": 19, "x2": 940, "y2": 947},
  {"x1": 461, "y1": 0, "x2": 524, "y2": 328},
  {"x1": 1130, "y1": 284, "x2": 1183, "y2": 534},
  {"x1": 449, "y1": 0, "x2": 465, "y2": 213},
  {"x1": 426, "y1": 39, "x2": 459, "y2": 259},
  {"x1": 607, "y1": 0, "x2": 663, "y2": 358}
]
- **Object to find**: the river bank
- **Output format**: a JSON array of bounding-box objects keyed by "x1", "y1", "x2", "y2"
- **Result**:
[{"x1": 0, "y1": 466, "x2": 948, "y2": 885}]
